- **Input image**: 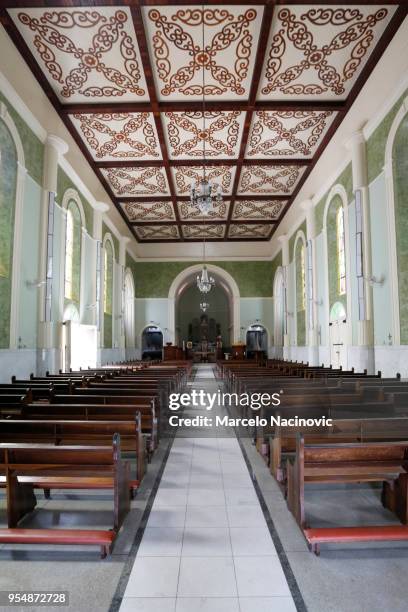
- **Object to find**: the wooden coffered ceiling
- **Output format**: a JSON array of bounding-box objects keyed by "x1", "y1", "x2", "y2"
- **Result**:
[{"x1": 1, "y1": 2, "x2": 406, "y2": 243}]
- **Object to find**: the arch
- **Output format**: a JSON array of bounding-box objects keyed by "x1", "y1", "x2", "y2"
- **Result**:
[
  {"x1": 141, "y1": 324, "x2": 163, "y2": 360},
  {"x1": 0, "y1": 102, "x2": 26, "y2": 349},
  {"x1": 293, "y1": 230, "x2": 307, "y2": 346},
  {"x1": 168, "y1": 264, "x2": 240, "y2": 344},
  {"x1": 323, "y1": 184, "x2": 352, "y2": 350},
  {"x1": 124, "y1": 267, "x2": 135, "y2": 348},
  {"x1": 63, "y1": 198, "x2": 83, "y2": 303},
  {"x1": 63, "y1": 302, "x2": 80, "y2": 322},
  {"x1": 384, "y1": 95, "x2": 408, "y2": 345},
  {"x1": 61, "y1": 188, "x2": 86, "y2": 227},
  {"x1": 273, "y1": 266, "x2": 285, "y2": 347},
  {"x1": 330, "y1": 301, "x2": 347, "y2": 322},
  {"x1": 102, "y1": 234, "x2": 115, "y2": 349}
]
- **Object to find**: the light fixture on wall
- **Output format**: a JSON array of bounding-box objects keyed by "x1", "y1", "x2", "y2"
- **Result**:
[
  {"x1": 189, "y1": 8, "x2": 222, "y2": 217},
  {"x1": 200, "y1": 302, "x2": 210, "y2": 312}
]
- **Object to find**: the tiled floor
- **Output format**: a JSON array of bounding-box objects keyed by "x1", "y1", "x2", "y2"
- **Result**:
[{"x1": 119, "y1": 365, "x2": 296, "y2": 612}]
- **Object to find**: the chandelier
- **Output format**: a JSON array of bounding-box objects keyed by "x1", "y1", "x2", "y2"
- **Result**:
[
  {"x1": 197, "y1": 238, "x2": 215, "y2": 293},
  {"x1": 189, "y1": 10, "x2": 223, "y2": 217},
  {"x1": 200, "y1": 302, "x2": 210, "y2": 312}
]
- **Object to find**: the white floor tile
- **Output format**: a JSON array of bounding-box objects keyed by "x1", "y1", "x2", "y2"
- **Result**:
[
  {"x1": 182, "y1": 528, "x2": 232, "y2": 556},
  {"x1": 138, "y1": 528, "x2": 184, "y2": 557},
  {"x1": 153, "y1": 489, "x2": 189, "y2": 507},
  {"x1": 185, "y1": 505, "x2": 229, "y2": 528},
  {"x1": 124, "y1": 557, "x2": 180, "y2": 598},
  {"x1": 224, "y1": 488, "x2": 259, "y2": 506},
  {"x1": 239, "y1": 597, "x2": 297, "y2": 612},
  {"x1": 234, "y1": 557, "x2": 291, "y2": 597},
  {"x1": 230, "y1": 527, "x2": 277, "y2": 556},
  {"x1": 178, "y1": 557, "x2": 237, "y2": 597},
  {"x1": 187, "y1": 488, "x2": 226, "y2": 507},
  {"x1": 147, "y1": 506, "x2": 186, "y2": 528},
  {"x1": 120, "y1": 597, "x2": 176, "y2": 612},
  {"x1": 227, "y1": 505, "x2": 265, "y2": 528},
  {"x1": 176, "y1": 597, "x2": 239, "y2": 612}
]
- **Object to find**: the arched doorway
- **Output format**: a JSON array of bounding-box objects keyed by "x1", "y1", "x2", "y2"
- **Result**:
[
  {"x1": 246, "y1": 324, "x2": 268, "y2": 359},
  {"x1": 61, "y1": 303, "x2": 97, "y2": 372},
  {"x1": 168, "y1": 264, "x2": 240, "y2": 345},
  {"x1": 176, "y1": 282, "x2": 231, "y2": 360},
  {"x1": 142, "y1": 325, "x2": 163, "y2": 361},
  {"x1": 329, "y1": 302, "x2": 347, "y2": 369}
]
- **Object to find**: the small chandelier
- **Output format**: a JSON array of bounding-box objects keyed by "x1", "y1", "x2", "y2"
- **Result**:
[
  {"x1": 190, "y1": 179, "x2": 222, "y2": 216},
  {"x1": 200, "y1": 302, "x2": 209, "y2": 312},
  {"x1": 197, "y1": 265, "x2": 215, "y2": 294},
  {"x1": 189, "y1": 11, "x2": 223, "y2": 217}
]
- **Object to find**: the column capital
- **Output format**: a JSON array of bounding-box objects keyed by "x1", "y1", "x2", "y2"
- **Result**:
[
  {"x1": 45, "y1": 135, "x2": 69, "y2": 157},
  {"x1": 344, "y1": 129, "x2": 366, "y2": 151},
  {"x1": 94, "y1": 201, "x2": 110, "y2": 213},
  {"x1": 277, "y1": 233, "x2": 288, "y2": 244},
  {"x1": 300, "y1": 198, "x2": 314, "y2": 212}
]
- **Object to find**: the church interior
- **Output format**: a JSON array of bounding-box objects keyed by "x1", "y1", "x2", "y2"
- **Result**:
[{"x1": 1, "y1": 1, "x2": 408, "y2": 611}]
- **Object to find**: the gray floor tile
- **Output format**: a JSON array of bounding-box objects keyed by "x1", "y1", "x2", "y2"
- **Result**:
[
  {"x1": 182, "y1": 527, "x2": 232, "y2": 556},
  {"x1": 177, "y1": 557, "x2": 237, "y2": 597},
  {"x1": 234, "y1": 556, "x2": 291, "y2": 597},
  {"x1": 124, "y1": 557, "x2": 180, "y2": 598}
]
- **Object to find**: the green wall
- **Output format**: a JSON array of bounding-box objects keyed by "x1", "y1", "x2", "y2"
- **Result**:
[
  {"x1": 56, "y1": 167, "x2": 94, "y2": 235},
  {"x1": 0, "y1": 120, "x2": 17, "y2": 347},
  {"x1": 393, "y1": 111, "x2": 408, "y2": 343},
  {"x1": 130, "y1": 261, "x2": 273, "y2": 298}
]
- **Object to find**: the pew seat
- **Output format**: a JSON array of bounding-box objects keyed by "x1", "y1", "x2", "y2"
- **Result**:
[
  {"x1": 304, "y1": 525, "x2": 408, "y2": 555},
  {"x1": 0, "y1": 528, "x2": 115, "y2": 558}
]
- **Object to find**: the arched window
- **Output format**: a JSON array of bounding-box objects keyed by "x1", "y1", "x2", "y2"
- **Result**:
[
  {"x1": 336, "y1": 206, "x2": 346, "y2": 295},
  {"x1": 103, "y1": 239, "x2": 114, "y2": 348},
  {"x1": 64, "y1": 200, "x2": 82, "y2": 302},
  {"x1": 0, "y1": 119, "x2": 17, "y2": 348},
  {"x1": 300, "y1": 244, "x2": 306, "y2": 310},
  {"x1": 124, "y1": 271, "x2": 135, "y2": 348}
]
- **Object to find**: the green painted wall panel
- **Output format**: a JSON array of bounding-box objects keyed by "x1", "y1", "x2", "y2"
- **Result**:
[
  {"x1": 0, "y1": 92, "x2": 44, "y2": 185},
  {"x1": 56, "y1": 167, "x2": 94, "y2": 234},
  {"x1": 102, "y1": 223, "x2": 119, "y2": 263},
  {"x1": 130, "y1": 261, "x2": 273, "y2": 298}
]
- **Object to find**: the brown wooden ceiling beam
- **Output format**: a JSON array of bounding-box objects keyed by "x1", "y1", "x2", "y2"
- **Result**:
[
  {"x1": 130, "y1": 219, "x2": 277, "y2": 226},
  {"x1": 119, "y1": 194, "x2": 290, "y2": 203},
  {"x1": 95, "y1": 158, "x2": 312, "y2": 169},
  {"x1": 61, "y1": 99, "x2": 346, "y2": 115}
]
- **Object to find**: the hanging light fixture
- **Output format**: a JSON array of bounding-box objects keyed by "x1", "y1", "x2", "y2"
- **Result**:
[
  {"x1": 189, "y1": 7, "x2": 223, "y2": 217},
  {"x1": 200, "y1": 302, "x2": 210, "y2": 312},
  {"x1": 197, "y1": 237, "x2": 215, "y2": 293}
]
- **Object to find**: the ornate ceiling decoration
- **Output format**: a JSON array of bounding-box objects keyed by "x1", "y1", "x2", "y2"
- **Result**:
[
  {"x1": 172, "y1": 165, "x2": 235, "y2": 196},
  {"x1": 4, "y1": 2, "x2": 404, "y2": 243},
  {"x1": 259, "y1": 6, "x2": 394, "y2": 101},
  {"x1": 182, "y1": 224, "x2": 225, "y2": 240},
  {"x1": 121, "y1": 201, "x2": 176, "y2": 222},
  {"x1": 229, "y1": 224, "x2": 273, "y2": 238},
  {"x1": 142, "y1": 6, "x2": 263, "y2": 101},
  {"x1": 232, "y1": 200, "x2": 286, "y2": 221},
  {"x1": 101, "y1": 167, "x2": 170, "y2": 197},
  {"x1": 10, "y1": 7, "x2": 148, "y2": 103},
  {"x1": 178, "y1": 200, "x2": 228, "y2": 221},
  {"x1": 246, "y1": 111, "x2": 336, "y2": 158},
  {"x1": 135, "y1": 225, "x2": 180, "y2": 241},
  {"x1": 238, "y1": 165, "x2": 305, "y2": 195},
  {"x1": 163, "y1": 111, "x2": 245, "y2": 159},
  {"x1": 71, "y1": 113, "x2": 161, "y2": 161}
]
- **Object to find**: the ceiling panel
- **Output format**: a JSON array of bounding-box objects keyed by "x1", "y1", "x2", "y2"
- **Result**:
[
  {"x1": 182, "y1": 224, "x2": 226, "y2": 240},
  {"x1": 172, "y1": 165, "x2": 236, "y2": 196},
  {"x1": 142, "y1": 5, "x2": 264, "y2": 101},
  {"x1": 228, "y1": 223, "x2": 273, "y2": 239},
  {"x1": 121, "y1": 201, "x2": 176, "y2": 223},
  {"x1": 238, "y1": 164, "x2": 306, "y2": 196},
  {"x1": 70, "y1": 113, "x2": 161, "y2": 161},
  {"x1": 258, "y1": 5, "x2": 396, "y2": 101},
  {"x1": 232, "y1": 200, "x2": 286, "y2": 221},
  {"x1": 9, "y1": 7, "x2": 149, "y2": 103},
  {"x1": 178, "y1": 199, "x2": 229, "y2": 221},
  {"x1": 163, "y1": 111, "x2": 245, "y2": 159},
  {"x1": 101, "y1": 166, "x2": 170, "y2": 197},
  {"x1": 246, "y1": 111, "x2": 337, "y2": 159},
  {"x1": 135, "y1": 225, "x2": 180, "y2": 241}
]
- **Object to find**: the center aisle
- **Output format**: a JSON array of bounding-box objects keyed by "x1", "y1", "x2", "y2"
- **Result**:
[{"x1": 119, "y1": 364, "x2": 296, "y2": 612}]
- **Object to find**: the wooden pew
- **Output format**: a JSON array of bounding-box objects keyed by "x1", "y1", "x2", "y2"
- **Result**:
[
  {"x1": 0, "y1": 415, "x2": 145, "y2": 489},
  {"x1": 286, "y1": 435, "x2": 408, "y2": 554},
  {"x1": 0, "y1": 435, "x2": 130, "y2": 557}
]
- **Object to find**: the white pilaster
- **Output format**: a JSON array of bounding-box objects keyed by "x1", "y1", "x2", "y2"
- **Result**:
[
  {"x1": 301, "y1": 198, "x2": 319, "y2": 365},
  {"x1": 93, "y1": 202, "x2": 109, "y2": 365},
  {"x1": 278, "y1": 234, "x2": 290, "y2": 359}
]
